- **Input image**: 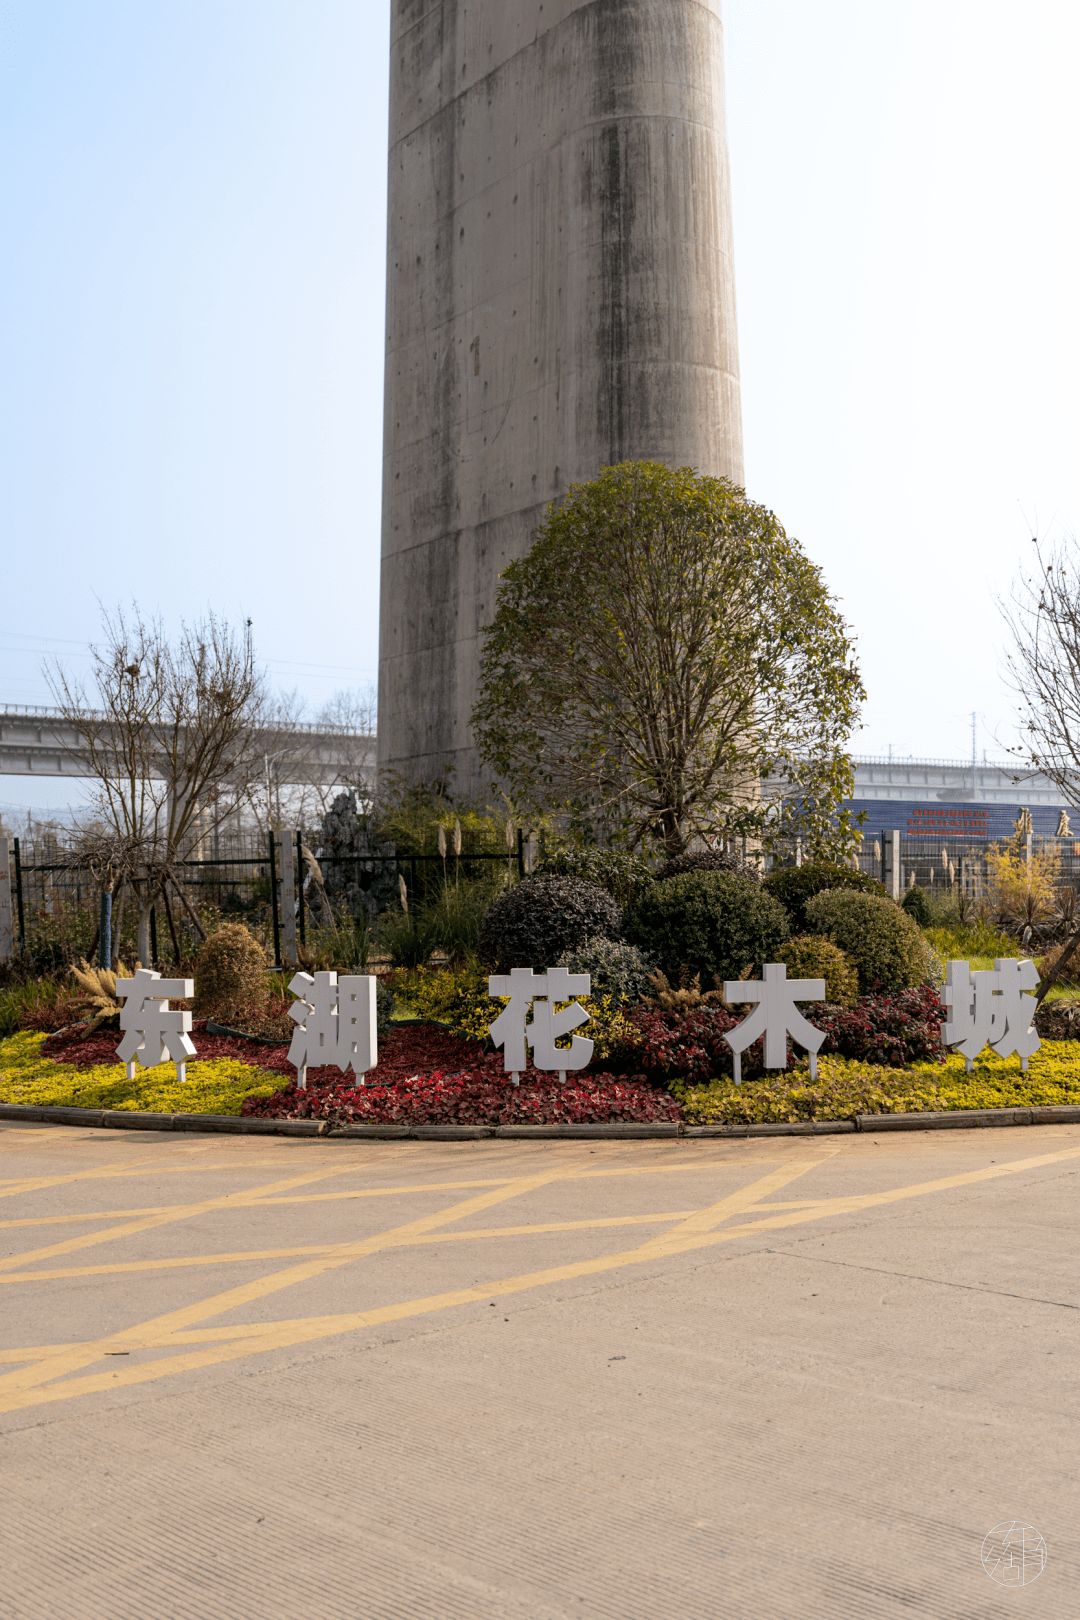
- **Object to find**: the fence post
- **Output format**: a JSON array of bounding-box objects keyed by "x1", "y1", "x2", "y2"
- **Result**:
[
  {"x1": 0, "y1": 837, "x2": 12, "y2": 963},
  {"x1": 884, "y1": 828, "x2": 902, "y2": 900},
  {"x1": 98, "y1": 891, "x2": 112, "y2": 970},
  {"x1": 12, "y1": 837, "x2": 24, "y2": 952},
  {"x1": 296, "y1": 829, "x2": 306, "y2": 947},
  {"x1": 277, "y1": 829, "x2": 297, "y2": 965},
  {"x1": 268, "y1": 830, "x2": 281, "y2": 968}
]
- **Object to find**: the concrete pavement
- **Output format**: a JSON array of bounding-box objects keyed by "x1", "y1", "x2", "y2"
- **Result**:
[{"x1": 1, "y1": 1119, "x2": 1078, "y2": 1617}]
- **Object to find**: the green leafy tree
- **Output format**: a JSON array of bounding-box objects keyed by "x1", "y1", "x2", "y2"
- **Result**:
[{"x1": 472, "y1": 461, "x2": 864, "y2": 858}]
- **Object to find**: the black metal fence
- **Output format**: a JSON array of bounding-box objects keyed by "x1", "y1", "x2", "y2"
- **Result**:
[{"x1": 4, "y1": 827, "x2": 531, "y2": 970}]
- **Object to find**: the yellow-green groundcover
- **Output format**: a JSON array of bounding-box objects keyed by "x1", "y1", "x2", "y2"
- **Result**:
[
  {"x1": 0, "y1": 1030, "x2": 282, "y2": 1116},
  {"x1": 3, "y1": 1027, "x2": 1080, "y2": 1126},
  {"x1": 676, "y1": 1044, "x2": 1080, "y2": 1124}
]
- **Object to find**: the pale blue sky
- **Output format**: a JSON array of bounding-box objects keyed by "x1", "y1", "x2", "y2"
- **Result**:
[{"x1": 2, "y1": 1, "x2": 1078, "y2": 815}]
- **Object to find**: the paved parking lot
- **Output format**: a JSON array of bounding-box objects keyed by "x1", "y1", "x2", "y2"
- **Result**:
[{"x1": 2, "y1": 1118, "x2": 1079, "y2": 1618}]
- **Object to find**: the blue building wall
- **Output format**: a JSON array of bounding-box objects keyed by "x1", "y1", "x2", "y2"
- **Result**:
[{"x1": 847, "y1": 799, "x2": 1076, "y2": 841}]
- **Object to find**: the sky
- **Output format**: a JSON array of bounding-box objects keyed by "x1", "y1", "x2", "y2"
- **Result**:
[{"x1": 1, "y1": 0, "x2": 1078, "y2": 817}]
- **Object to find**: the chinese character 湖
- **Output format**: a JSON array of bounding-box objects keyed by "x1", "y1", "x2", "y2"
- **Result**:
[{"x1": 287, "y1": 970, "x2": 378, "y2": 1088}]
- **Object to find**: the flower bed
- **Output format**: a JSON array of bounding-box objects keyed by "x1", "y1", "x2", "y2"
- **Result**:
[
  {"x1": 0, "y1": 1021, "x2": 677, "y2": 1124},
  {"x1": 4, "y1": 1016, "x2": 1079, "y2": 1131},
  {"x1": 0, "y1": 1030, "x2": 282, "y2": 1115},
  {"x1": 241, "y1": 1069, "x2": 681, "y2": 1127},
  {"x1": 677, "y1": 1044, "x2": 1080, "y2": 1124}
]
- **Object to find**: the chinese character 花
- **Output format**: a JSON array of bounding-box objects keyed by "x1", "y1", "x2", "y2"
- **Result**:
[{"x1": 487, "y1": 967, "x2": 593, "y2": 1083}]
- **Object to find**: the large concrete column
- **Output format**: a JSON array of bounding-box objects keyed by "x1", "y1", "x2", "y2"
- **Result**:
[{"x1": 378, "y1": 0, "x2": 744, "y2": 798}]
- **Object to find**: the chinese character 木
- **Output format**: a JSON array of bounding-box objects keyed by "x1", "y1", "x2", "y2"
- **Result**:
[
  {"x1": 722, "y1": 963, "x2": 827, "y2": 1085},
  {"x1": 487, "y1": 967, "x2": 593, "y2": 1084},
  {"x1": 287, "y1": 970, "x2": 378, "y2": 1089},
  {"x1": 116, "y1": 968, "x2": 196, "y2": 1083}
]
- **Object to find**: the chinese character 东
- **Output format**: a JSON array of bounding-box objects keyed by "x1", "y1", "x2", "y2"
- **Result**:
[
  {"x1": 723, "y1": 963, "x2": 826, "y2": 1085},
  {"x1": 941, "y1": 959, "x2": 1041, "y2": 1070},
  {"x1": 116, "y1": 969, "x2": 196, "y2": 1082},
  {"x1": 487, "y1": 967, "x2": 593, "y2": 1084},
  {"x1": 288, "y1": 970, "x2": 378, "y2": 1089}
]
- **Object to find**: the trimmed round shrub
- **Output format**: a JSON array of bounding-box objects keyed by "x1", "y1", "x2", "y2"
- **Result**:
[
  {"x1": 900, "y1": 885, "x2": 933, "y2": 927},
  {"x1": 763, "y1": 862, "x2": 888, "y2": 933},
  {"x1": 803, "y1": 889, "x2": 929, "y2": 994},
  {"x1": 477, "y1": 875, "x2": 622, "y2": 973},
  {"x1": 557, "y1": 936, "x2": 657, "y2": 1005},
  {"x1": 193, "y1": 923, "x2": 269, "y2": 1023},
  {"x1": 657, "y1": 849, "x2": 760, "y2": 884},
  {"x1": 775, "y1": 934, "x2": 858, "y2": 1008},
  {"x1": 535, "y1": 848, "x2": 655, "y2": 910},
  {"x1": 625, "y1": 871, "x2": 789, "y2": 986}
]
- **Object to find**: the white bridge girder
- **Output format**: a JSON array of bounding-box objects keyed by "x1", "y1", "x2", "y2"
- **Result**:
[{"x1": 0, "y1": 705, "x2": 374, "y2": 789}]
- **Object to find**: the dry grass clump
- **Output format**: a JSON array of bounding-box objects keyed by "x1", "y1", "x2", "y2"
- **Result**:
[{"x1": 193, "y1": 924, "x2": 269, "y2": 1025}]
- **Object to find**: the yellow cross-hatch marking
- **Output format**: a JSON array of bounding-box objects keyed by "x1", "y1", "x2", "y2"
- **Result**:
[{"x1": 0, "y1": 1140, "x2": 1077, "y2": 1415}]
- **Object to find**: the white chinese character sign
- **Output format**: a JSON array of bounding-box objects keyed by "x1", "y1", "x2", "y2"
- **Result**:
[
  {"x1": 487, "y1": 967, "x2": 593, "y2": 1084},
  {"x1": 287, "y1": 970, "x2": 378, "y2": 1089},
  {"x1": 722, "y1": 963, "x2": 827, "y2": 1084},
  {"x1": 116, "y1": 969, "x2": 196, "y2": 1083},
  {"x1": 481, "y1": 954, "x2": 1044, "y2": 1091},
  {"x1": 941, "y1": 958, "x2": 1041, "y2": 1070}
]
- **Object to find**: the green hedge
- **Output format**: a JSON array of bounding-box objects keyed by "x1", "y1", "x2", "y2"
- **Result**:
[{"x1": 626, "y1": 871, "x2": 788, "y2": 987}]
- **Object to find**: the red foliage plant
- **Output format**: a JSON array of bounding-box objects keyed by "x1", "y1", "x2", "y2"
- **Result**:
[
  {"x1": 242, "y1": 1064, "x2": 680, "y2": 1127},
  {"x1": 35, "y1": 1019, "x2": 678, "y2": 1125},
  {"x1": 813, "y1": 985, "x2": 945, "y2": 1067},
  {"x1": 622, "y1": 985, "x2": 945, "y2": 1082}
]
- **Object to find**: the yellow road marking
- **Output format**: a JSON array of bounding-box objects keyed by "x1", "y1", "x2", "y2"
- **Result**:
[
  {"x1": 4, "y1": 1140, "x2": 1077, "y2": 1416},
  {"x1": 633, "y1": 1155, "x2": 838, "y2": 1258},
  {"x1": 6, "y1": 1139, "x2": 1077, "y2": 1415},
  {"x1": 0, "y1": 1210, "x2": 705, "y2": 1283},
  {"x1": 0, "y1": 1164, "x2": 369, "y2": 1275},
  {"x1": 0, "y1": 1161, "x2": 788, "y2": 1231},
  {"x1": 0, "y1": 1153, "x2": 180, "y2": 1199},
  {"x1": 0, "y1": 1158, "x2": 582, "y2": 1395}
]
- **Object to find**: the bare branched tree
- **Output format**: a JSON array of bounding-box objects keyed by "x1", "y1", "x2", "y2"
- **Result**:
[
  {"x1": 1001, "y1": 536, "x2": 1080, "y2": 800},
  {"x1": 1001, "y1": 535, "x2": 1080, "y2": 997},
  {"x1": 46, "y1": 605, "x2": 269, "y2": 964},
  {"x1": 314, "y1": 684, "x2": 378, "y2": 814}
]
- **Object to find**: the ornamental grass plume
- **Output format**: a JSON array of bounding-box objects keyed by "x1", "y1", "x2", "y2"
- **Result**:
[
  {"x1": 69, "y1": 959, "x2": 135, "y2": 1036},
  {"x1": 985, "y1": 841, "x2": 1060, "y2": 942}
]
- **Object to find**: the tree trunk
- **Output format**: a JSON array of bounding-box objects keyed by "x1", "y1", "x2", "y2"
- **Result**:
[
  {"x1": 111, "y1": 880, "x2": 126, "y2": 970},
  {"x1": 137, "y1": 904, "x2": 152, "y2": 969}
]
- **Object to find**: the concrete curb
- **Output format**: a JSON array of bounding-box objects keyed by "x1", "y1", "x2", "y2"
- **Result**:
[{"x1": 3, "y1": 1101, "x2": 1080, "y2": 1139}]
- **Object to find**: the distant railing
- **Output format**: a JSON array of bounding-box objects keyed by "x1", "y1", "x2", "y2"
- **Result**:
[{"x1": 0, "y1": 701, "x2": 372, "y2": 742}]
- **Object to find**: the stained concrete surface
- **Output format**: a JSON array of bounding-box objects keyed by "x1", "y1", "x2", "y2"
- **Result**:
[
  {"x1": 1, "y1": 1121, "x2": 1078, "y2": 1617},
  {"x1": 378, "y1": 0, "x2": 743, "y2": 791}
]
